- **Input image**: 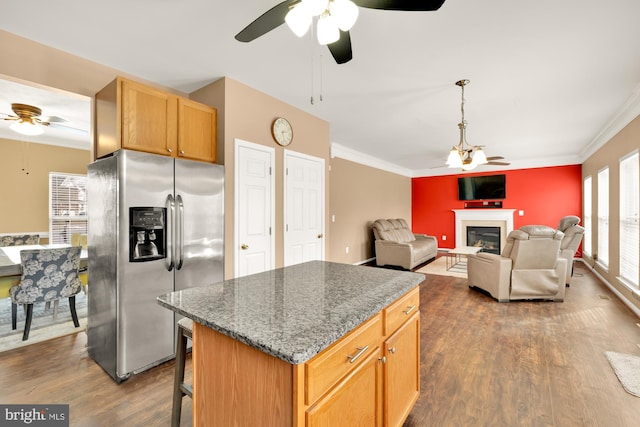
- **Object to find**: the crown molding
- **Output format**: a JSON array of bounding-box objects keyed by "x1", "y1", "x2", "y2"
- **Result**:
[
  {"x1": 580, "y1": 83, "x2": 640, "y2": 161},
  {"x1": 330, "y1": 143, "x2": 413, "y2": 177}
]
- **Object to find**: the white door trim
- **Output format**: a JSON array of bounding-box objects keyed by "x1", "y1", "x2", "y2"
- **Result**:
[
  {"x1": 284, "y1": 149, "x2": 325, "y2": 265},
  {"x1": 234, "y1": 138, "x2": 275, "y2": 278}
]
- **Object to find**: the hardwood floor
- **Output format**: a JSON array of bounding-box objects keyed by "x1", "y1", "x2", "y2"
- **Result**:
[{"x1": 1, "y1": 262, "x2": 640, "y2": 426}]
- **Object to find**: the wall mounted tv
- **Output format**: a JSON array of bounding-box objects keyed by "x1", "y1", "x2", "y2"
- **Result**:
[{"x1": 458, "y1": 174, "x2": 506, "y2": 200}]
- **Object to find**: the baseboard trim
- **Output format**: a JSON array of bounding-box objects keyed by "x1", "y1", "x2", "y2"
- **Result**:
[
  {"x1": 354, "y1": 257, "x2": 376, "y2": 266},
  {"x1": 578, "y1": 259, "x2": 640, "y2": 319}
]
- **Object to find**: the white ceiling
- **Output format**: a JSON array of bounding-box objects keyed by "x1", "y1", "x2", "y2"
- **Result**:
[{"x1": 1, "y1": 0, "x2": 639, "y2": 176}]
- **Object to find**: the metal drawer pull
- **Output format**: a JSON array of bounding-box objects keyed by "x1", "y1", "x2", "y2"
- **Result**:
[
  {"x1": 346, "y1": 345, "x2": 369, "y2": 364},
  {"x1": 403, "y1": 305, "x2": 416, "y2": 315},
  {"x1": 388, "y1": 346, "x2": 396, "y2": 354}
]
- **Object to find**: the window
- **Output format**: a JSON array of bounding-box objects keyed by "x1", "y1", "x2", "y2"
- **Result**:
[
  {"x1": 597, "y1": 168, "x2": 609, "y2": 268},
  {"x1": 49, "y1": 173, "x2": 88, "y2": 245},
  {"x1": 620, "y1": 151, "x2": 639, "y2": 287},
  {"x1": 583, "y1": 176, "x2": 592, "y2": 256}
]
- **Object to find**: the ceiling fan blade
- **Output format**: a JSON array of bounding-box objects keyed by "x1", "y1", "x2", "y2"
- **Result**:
[
  {"x1": 328, "y1": 31, "x2": 353, "y2": 64},
  {"x1": 486, "y1": 156, "x2": 504, "y2": 160},
  {"x1": 47, "y1": 122, "x2": 89, "y2": 135},
  {"x1": 352, "y1": 0, "x2": 446, "y2": 11},
  {"x1": 41, "y1": 115, "x2": 67, "y2": 123},
  {"x1": 235, "y1": 0, "x2": 296, "y2": 42},
  {"x1": 486, "y1": 161, "x2": 510, "y2": 166}
]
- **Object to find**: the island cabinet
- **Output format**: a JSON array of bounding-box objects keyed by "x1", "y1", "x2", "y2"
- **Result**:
[
  {"x1": 95, "y1": 76, "x2": 217, "y2": 163},
  {"x1": 191, "y1": 286, "x2": 420, "y2": 427}
]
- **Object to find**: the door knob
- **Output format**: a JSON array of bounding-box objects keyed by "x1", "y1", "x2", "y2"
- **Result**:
[
  {"x1": 241, "y1": 244, "x2": 249, "y2": 250},
  {"x1": 317, "y1": 233, "x2": 323, "y2": 239}
]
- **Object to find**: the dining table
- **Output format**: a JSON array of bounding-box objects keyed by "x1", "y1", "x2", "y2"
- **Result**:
[{"x1": 0, "y1": 244, "x2": 88, "y2": 299}]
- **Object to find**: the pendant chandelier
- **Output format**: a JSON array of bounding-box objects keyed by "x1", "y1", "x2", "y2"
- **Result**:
[
  {"x1": 285, "y1": 0, "x2": 359, "y2": 45},
  {"x1": 446, "y1": 79, "x2": 488, "y2": 171}
]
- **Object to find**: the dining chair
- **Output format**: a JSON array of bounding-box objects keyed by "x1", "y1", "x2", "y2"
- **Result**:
[
  {"x1": 0, "y1": 234, "x2": 40, "y2": 246},
  {"x1": 10, "y1": 246, "x2": 83, "y2": 341}
]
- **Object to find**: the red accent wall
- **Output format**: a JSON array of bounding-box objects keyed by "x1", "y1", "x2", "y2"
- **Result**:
[{"x1": 412, "y1": 165, "x2": 583, "y2": 254}]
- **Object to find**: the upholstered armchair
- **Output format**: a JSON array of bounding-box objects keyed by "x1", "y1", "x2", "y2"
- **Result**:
[
  {"x1": 10, "y1": 246, "x2": 83, "y2": 340},
  {"x1": 557, "y1": 215, "x2": 585, "y2": 285},
  {"x1": 0, "y1": 234, "x2": 40, "y2": 246},
  {"x1": 467, "y1": 225, "x2": 567, "y2": 302},
  {"x1": 372, "y1": 219, "x2": 437, "y2": 270}
]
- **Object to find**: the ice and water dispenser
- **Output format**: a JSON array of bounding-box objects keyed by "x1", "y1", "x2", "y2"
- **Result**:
[{"x1": 129, "y1": 207, "x2": 167, "y2": 262}]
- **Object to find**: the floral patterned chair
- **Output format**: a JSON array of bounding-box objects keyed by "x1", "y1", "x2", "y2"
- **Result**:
[
  {"x1": 10, "y1": 246, "x2": 83, "y2": 341},
  {"x1": 0, "y1": 234, "x2": 40, "y2": 246}
]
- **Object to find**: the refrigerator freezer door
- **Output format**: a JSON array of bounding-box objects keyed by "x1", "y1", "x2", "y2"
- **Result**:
[
  {"x1": 117, "y1": 150, "x2": 176, "y2": 377},
  {"x1": 174, "y1": 158, "x2": 224, "y2": 291}
]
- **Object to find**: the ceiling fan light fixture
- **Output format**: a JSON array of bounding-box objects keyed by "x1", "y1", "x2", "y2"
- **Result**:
[
  {"x1": 330, "y1": 0, "x2": 359, "y2": 31},
  {"x1": 285, "y1": 4, "x2": 312, "y2": 37},
  {"x1": 446, "y1": 147, "x2": 463, "y2": 168},
  {"x1": 471, "y1": 147, "x2": 487, "y2": 165},
  {"x1": 10, "y1": 119, "x2": 44, "y2": 136},
  {"x1": 317, "y1": 13, "x2": 340, "y2": 45}
]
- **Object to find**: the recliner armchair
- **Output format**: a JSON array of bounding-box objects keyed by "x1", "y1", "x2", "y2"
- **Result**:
[
  {"x1": 557, "y1": 215, "x2": 584, "y2": 285},
  {"x1": 372, "y1": 219, "x2": 437, "y2": 270},
  {"x1": 467, "y1": 225, "x2": 567, "y2": 302}
]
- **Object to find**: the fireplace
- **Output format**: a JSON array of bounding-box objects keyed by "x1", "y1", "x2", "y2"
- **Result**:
[
  {"x1": 467, "y1": 226, "x2": 501, "y2": 254},
  {"x1": 453, "y1": 209, "x2": 516, "y2": 251}
]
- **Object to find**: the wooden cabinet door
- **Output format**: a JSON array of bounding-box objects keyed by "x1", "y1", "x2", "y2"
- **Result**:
[
  {"x1": 306, "y1": 347, "x2": 383, "y2": 427},
  {"x1": 178, "y1": 98, "x2": 217, "y2": 163},
  {"x1": 121, "y1": 79, "x2": 177, "y2": 156},
  {"x1": 384, "y1": 312, "x2": 420, "y2": 427}
]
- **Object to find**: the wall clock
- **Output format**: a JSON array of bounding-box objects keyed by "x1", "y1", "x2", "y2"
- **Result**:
[{"x1": 271, "y1": 117, "x2": 293, "y2": 147}]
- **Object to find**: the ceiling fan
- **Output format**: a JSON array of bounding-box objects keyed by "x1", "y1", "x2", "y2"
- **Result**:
[
  {"x1": 444, "y1": 79, "x2": 510, "y2": 171},
  {"x1": 235, "y1": 0, "x2": 447, "y2": 64},
  {"x1": 0, "y1": 103, "x2": 88, "y2": 136}
]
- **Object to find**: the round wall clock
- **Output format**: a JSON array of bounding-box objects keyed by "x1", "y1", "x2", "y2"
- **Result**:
[{"x1": 271, "y1": 117, "x2": 293, "y2": 147}]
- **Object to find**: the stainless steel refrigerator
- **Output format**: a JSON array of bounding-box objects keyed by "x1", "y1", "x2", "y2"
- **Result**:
[{"x1": 87, "y1": 150, "x2": 224, "y2": 382}]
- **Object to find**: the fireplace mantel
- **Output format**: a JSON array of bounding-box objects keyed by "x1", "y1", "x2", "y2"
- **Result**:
[{"x1": 453, "y1": 209, "x2": 516, "y2": 249}]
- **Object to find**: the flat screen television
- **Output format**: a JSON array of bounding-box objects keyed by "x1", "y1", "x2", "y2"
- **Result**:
[{"x1": 458, "y1": 174, "x2": 506, "y2": 200}]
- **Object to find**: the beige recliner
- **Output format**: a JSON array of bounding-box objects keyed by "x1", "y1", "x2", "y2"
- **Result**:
[
  {"x1": 467, "y1": 225, "x2": 567, "y2": 302},
  {"x1": 557, "y1": 215, "x2": 585, "y2": 285},
  {"x1": 372, "y1": 219, "x2": 437, "y2": 270}
]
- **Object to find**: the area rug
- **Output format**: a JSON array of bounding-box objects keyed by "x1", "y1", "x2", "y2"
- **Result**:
[
  {"x1": 0, "y1": 318, "x2": 86, "y2": 353},
  {"x1": 0, "y1": 292, "x2": 87, "y2": 340},
  {"x1": 605, "y1": 351, "x2": 640, "y2": 397},
  {"x1": 416, "y1": 256, "x2": 468, "y2": 279}
]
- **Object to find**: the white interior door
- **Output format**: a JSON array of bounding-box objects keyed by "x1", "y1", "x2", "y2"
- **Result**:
[
  {"x1": 235, "y1": 139, "x2": 275, "y2": 278},
  {"x1": 284, "y1": 150, "x2": 325, "y2": 266}
]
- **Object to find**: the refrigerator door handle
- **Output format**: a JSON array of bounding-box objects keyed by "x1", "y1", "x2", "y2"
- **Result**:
[
  {"x1": 166, "y1": 194, "x2": 175, "y2": 271},
  {"x1": 176, "y1": 194, "x2": 185, "y2": 270}
]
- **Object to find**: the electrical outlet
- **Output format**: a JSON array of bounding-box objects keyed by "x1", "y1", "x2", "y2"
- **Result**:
[
  {"x1": 345, "y1": 246, "x2": 349, "y2": 254},
  {"x1": 519, "y1": 210, "x2": 524, "y2": 216},
  {"x1": 332, "y1": 214, "x2": 335, "y2": 222},
  {"x1": 442, "y1": 235, "x2": 447, "y2": 241}
]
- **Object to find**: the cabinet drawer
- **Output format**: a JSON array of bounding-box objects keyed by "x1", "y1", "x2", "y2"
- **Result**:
[
  {"x1": 383, "y1": 287, "x2": 420, "y2": 336},
  {"x1": 305, "y1": 313, "x2": 382, "y2": 405}
]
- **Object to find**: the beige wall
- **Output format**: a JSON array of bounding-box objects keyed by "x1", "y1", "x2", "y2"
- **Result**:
[
  {"x1": 191, "y1": 77, "x2": 331, "y2": 278},
  {"x1": 582, "y1": 114, "x2": 640, "y2": 311},
  {"x1": 0, "y1": 138, "x2": 91, "y2": 235},
  {"x1": 328, "y1": 158, "x2": 412, "y2": 264}
]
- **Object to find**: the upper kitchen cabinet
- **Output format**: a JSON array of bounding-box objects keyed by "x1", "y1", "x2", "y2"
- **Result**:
[{"x1": 95, "y1": 77, "x2": 217, "y2": 163}]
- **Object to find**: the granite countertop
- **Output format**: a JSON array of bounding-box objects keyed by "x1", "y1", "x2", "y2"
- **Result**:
[{"x1": 157, "y1": 260, "x2": 425, "y2": 364}]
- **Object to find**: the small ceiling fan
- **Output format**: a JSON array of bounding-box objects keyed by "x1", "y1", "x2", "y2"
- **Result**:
[
  {"x1": 235, "y1": 0, "x2": 446, "y2": 64},
  {"x1": 0, "y1": 103, "x2": 88, "y2": 136},
  {"x1": 443, "y1": 79, "x2": 510, "y2": 171}
]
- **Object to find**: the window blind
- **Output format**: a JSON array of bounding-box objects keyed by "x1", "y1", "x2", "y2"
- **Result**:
[
  {"x1": 620, "y1": 152, "x2": 639, "y2": 286},
  {"x1": 49, "y1": 173, "x2": 88, "y2": 245},
  {"x1": 583, "y1": 176, "x2": 592, "y2": 257},
  {"x1": 597, "y1": 168, "x2": 609, "y2": 268}
]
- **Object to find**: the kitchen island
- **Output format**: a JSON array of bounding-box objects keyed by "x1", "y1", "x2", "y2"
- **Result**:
[{"x1": 157, "y1": 260, "x2": 425, "y2": 426}]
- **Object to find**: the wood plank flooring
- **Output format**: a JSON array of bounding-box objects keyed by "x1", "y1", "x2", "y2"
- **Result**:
[{"x1": 1, "y1": 261, "x2": 640, "y2": 426}]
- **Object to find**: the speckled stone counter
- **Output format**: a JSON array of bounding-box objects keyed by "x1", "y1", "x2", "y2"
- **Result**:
[{"x1": 157, "y1": 260, "x2": 424, "y2": 364}]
